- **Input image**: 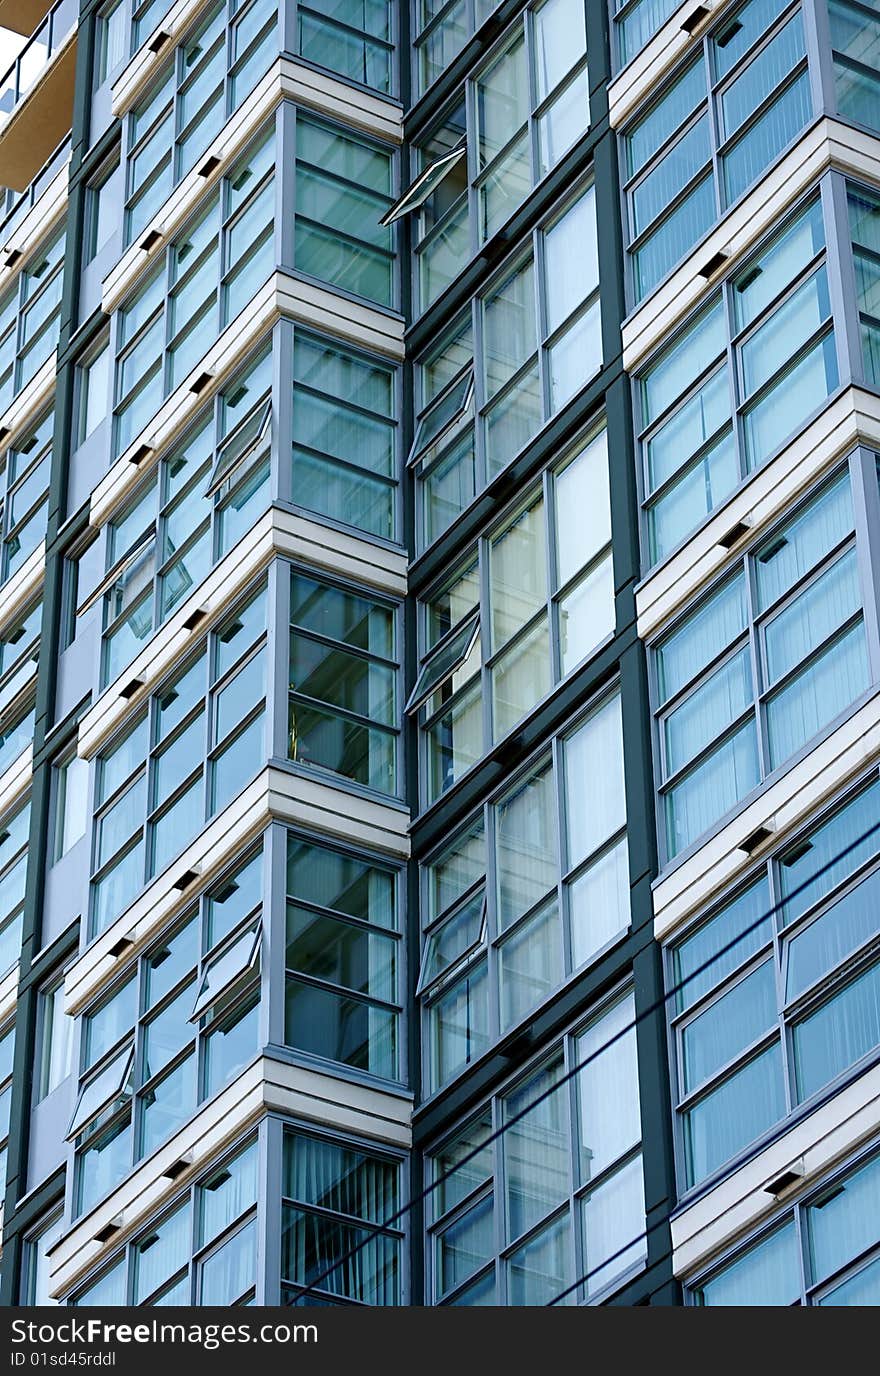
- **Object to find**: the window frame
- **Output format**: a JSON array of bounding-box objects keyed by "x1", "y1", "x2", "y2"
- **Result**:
[
  {"x1": 649, "y1": 450, "x2": 880, "y2": 870},
  {"x1": 425, "y1": 984, "x2": 646, "y2": 1306},
  {"x1": 686, "y1": 1135, "x2": 880, "y2": 1303},
  {"x1": 666, "y1": 763, "x2": 880, "y2": 1196},
  {"x1": 413, "y1": 176, "x2": 601, "y2": 552},
  {"x1": 620, "y1": 0, "x2": 818, "y2": 307},
  {"x1": 412, "y1": 419, "x2": 615, "y2": 808},
  {"x1": 72, "y1": 847, "x2": 266, "y2": 1217},
  {"x1": 419, "y1": 685, "x2": 630, "y2": 1098}
]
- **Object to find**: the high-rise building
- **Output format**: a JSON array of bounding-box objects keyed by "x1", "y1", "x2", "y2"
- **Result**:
[{"x1": 0, "y1": 0, "x2": 878, "y2": 1310}]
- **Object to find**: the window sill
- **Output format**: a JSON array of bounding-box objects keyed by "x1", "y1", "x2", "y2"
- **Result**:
[
  {"x1": 652, "y1": 683, "x2": 880, "y2": 942},
  {"x1": 670, "y1": 1052, "x2": 880, "y2": 1279}
]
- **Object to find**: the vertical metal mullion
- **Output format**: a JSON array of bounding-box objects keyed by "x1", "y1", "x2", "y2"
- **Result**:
[
  {"x1": 704, "y1": 35, "x2": 723, "y2": 217},
  {"x1": 261, "y1": 1116, "x2": 282, "y2": 1305},
  {"x1": 563, "y1": 1030, "x2": 579, "y2": 1305},
  {"x1": 534, "y1": 223, "x2": 550, "y2": 424},
  {"x1": 264, "y1": 821, "x2": 286, "y2": 1049},
  {"x1": 743, "y1": 552, "x2": 769, "y2": 778},
  {"x1": 472, "y1": 296, "x2": 487, "y2": 493},
  {"x1": 769, "y1": 845, "x2": 796, "y2": 1117},
  {"x1": 492, "y1": 1089, "x2": 506, "y2": 1304},
  {"x1": 793, "y1": 1194, "x2": 809, "y2": 1303},
  {"x1": 270, "y1": 552, "x2": 291, "y2": 763},
  {"x1": 484, "y1": 790, "x2": 500, "y2": 1047},
  {"x1": 465, "y1": 64, "x2": 480, "y2": 262},
  {"x1": 479, "y1": 529, "x2": 492, "y2": 758},
  {"x1": 544, "y1": 465, "x2": 560, "y2": 684},
  {"x1": 804, "y1": 0, "x2": 834, "y2": 116},
  {"x1": 273, "y1": 317, "x2": 293, "y2": 506},
  {"x1": 850, "y1": 445, "x2": 880, "y2": 685},
  {"x1": 825, "y1": 169, "x2": 864, "y2": 388},
  {"x1": 720, "y1": 272, "x2": 744, "y2": 483},
  {"x1": 549, "y1": 732, "x2": 567, "y2": 983},
  {"x1": 523, "y1": 6, "x2": 539, "y2": 195}
]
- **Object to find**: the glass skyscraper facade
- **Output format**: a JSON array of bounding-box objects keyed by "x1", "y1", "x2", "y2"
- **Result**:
[{"x1": 0, "y1": 0, "x2": 878, "y2": 1308}]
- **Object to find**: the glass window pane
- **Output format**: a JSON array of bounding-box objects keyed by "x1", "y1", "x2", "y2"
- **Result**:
[
  {"x1": 576, "y1": 993, "x2": 641, "y2": 1180},
  {"x1": 685, "y1": 1043, "x2": 785, "y2": 1185},
  {"x1": 807, "y1": 1152, "x2": 880, "y2": 1286},
  {"x1": 502, "y1": 1055, "x2": 568, "y2": 1242},
  {"x1": 564, "y1": 694, "x2": 625, "y2": 867},
  {"x1": 696, "y1": 1222, "x2": 799, "y2": 1305}
]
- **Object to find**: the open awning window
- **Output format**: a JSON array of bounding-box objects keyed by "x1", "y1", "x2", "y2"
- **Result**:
[
  {"x1": 67, "y1": 1042, "x2": 134, "y2": 1141},
  {"x1": 76, "y1": 528, "x2": 157, "y2": 619},
  {"x1": 406, "y1": 613, "x2": 479, "y2": 714},
  {"x1": 407, "y1": 367, "x2": 474, "y2": 469},
  {"x1": 190, "y1": 922, "x2": 261, "y2": 1022},
  {"x1": 204, "y1": 400, "x2": 271, "y2": 500},
  {"x1": 380, "y1": 145, "x2": 466, "y2": 226},
  {"x1": 416, "y1": 886, "x2": 487, "y2": 996}
]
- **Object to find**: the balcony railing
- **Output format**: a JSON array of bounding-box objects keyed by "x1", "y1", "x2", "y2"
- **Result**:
[{"x1": 0, "y1": 0, "x2": 77, "y2": 132}]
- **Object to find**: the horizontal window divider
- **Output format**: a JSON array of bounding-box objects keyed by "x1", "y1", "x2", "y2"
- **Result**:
[
  {"x1": 135, "y1": 1046, "x2": 196, "y2": 1101},
  {"x1": 492, "y1": 888, "x2": 561, "y2": 947},
  {"x1": 571, "y1": 1140, "x2": 645, "y2": 1202},
  {"x1": 624, "y1": 97, "x2": 710, "y2": 194},
  {"x1": 421, "y1": 944, "x2": 488, "y2": 1003},
  {"x1": 783, "y1": 937, "x2": 880, "y2": 1023},
  {"x1": 675, "y1": 1030, "x2": 781, "y2": 1111},
  {"x1": 730, "y1": 254, "x2": 828, "y2": 352},
  {"x1": 481, "y1": 353, "x2": 541, "y2": 418},
  {"x1": 715, "y1": 61, "x2": 809, "y2": 162},
  {"x1": 207, "y1": 705, "x2": 265, "y2": 763},
  {"x1": 759, "y1": 611, "x2": 865, "y2": 702},
  {"x1": 209, "y1": 634, "x2": 267, "y2": 693},
  {"x1": 560, "y1": 823, "x2": 629, "y2": 890},
  {"x1": 658, "y1": 631, "x2": 753, "y2": 717},
  {"x1": 280, "y1": 1196, "x2": 405, "y2": 1236},
  {"x1": 754, "y1": 532, "x2": 856, "y2": 627},
  {"x1": 290, "y1": 442, "x2": 396, "y2": 487},
  {"x1": 779, "y1": 852, "x2": 880, "y2": 939},
  {"x1": 431, "y1": 1178, "x2": 493, "y2": 1234},
  {"x1": 628, "y1": 159, "x2": 715, "y2": 250},
  {"x1": 639, "y1": 352, "x2": 728, "y2": 446},
  {"x1": 474, "y1": 126, "x2": 531, "y2": 191},
  {"x1": 643, "y1": 421, "x2": 735, "y2": 509},
  {"x1": 286, "y1": 896, "x2": 400, "y2": 938},
  {"x1": 540, "y1": 289, "x2": 601, "y2": 354},
  {"x1": 710, "y1": 5, "x2": 802, "y2": 100},
  {"x1": 659, "y1": 705, "x2": 757, "y2": 792},
  {"x1": 412, "y1": 195, "x2": 469, "y2": 256},
  {"x1": 289, "y1": 624, "x2": 397, "y2": 670},
  {"x1": 670, "y1": 951, "x2": 777, "y2": 1033},
  {"x1": 146, "y1": 772, "x2": 205, "y2": 826},
  {"x1": 420, "y1": 675, "x2": 482, "y2": 731},
  {"x1": 497, "y1": 1200, "x2": 571, "y2": 1263},
  {"x1": 283, "y1": 968, "x2": 399, "y2": 1013},
  {"x1": 738, "y1": 318, "x2": 834, "y2": 413}
]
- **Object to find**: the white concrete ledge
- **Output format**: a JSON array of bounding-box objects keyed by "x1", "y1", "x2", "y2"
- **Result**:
[
  {"x1": 636, "y1": 387, "x2": 880, "y2": 642},
  {"x1": 63, "y1": 763, "x2": 409, "y2": 1017},
  {"x1": 654, "y1": 690, "x2": 880, "y2": 942},
  {"x1": 673, "y1": 1061, "x2": 880, "y2": 1278},
  {"x1": 77, "y1": 505, "x2": 406, "y2": 763},
  {"x1": 0, "y1": 353, "x2": 56, "y2": 452},
  {"x1": 0, "y1": 156, "x2": 68, "y2": 292},
  {"x1": 623, "y1": 118, "x2": 880, "y2": 375},
  {"x1": 0, "y1": 541, "x2": 45, "y2": 638},
  {"x1": 0, "y1": 961, "x2": 18, "y2": 1032},
  {"x1": 0, "y1": 743, "x2": 32, "y2": 822},
  {"x1": 91, "y1": 270, "x2": 404, "y2": 532},
  {"x1": 608, "y1": 0, "x2": 726, "y2": 130},
  {"x1": 47, "y1": 1051, "x2": 412, "y2": 1300},
  {"x1": 105, "y1": 55, "x2": 402, "y2": 317}
]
